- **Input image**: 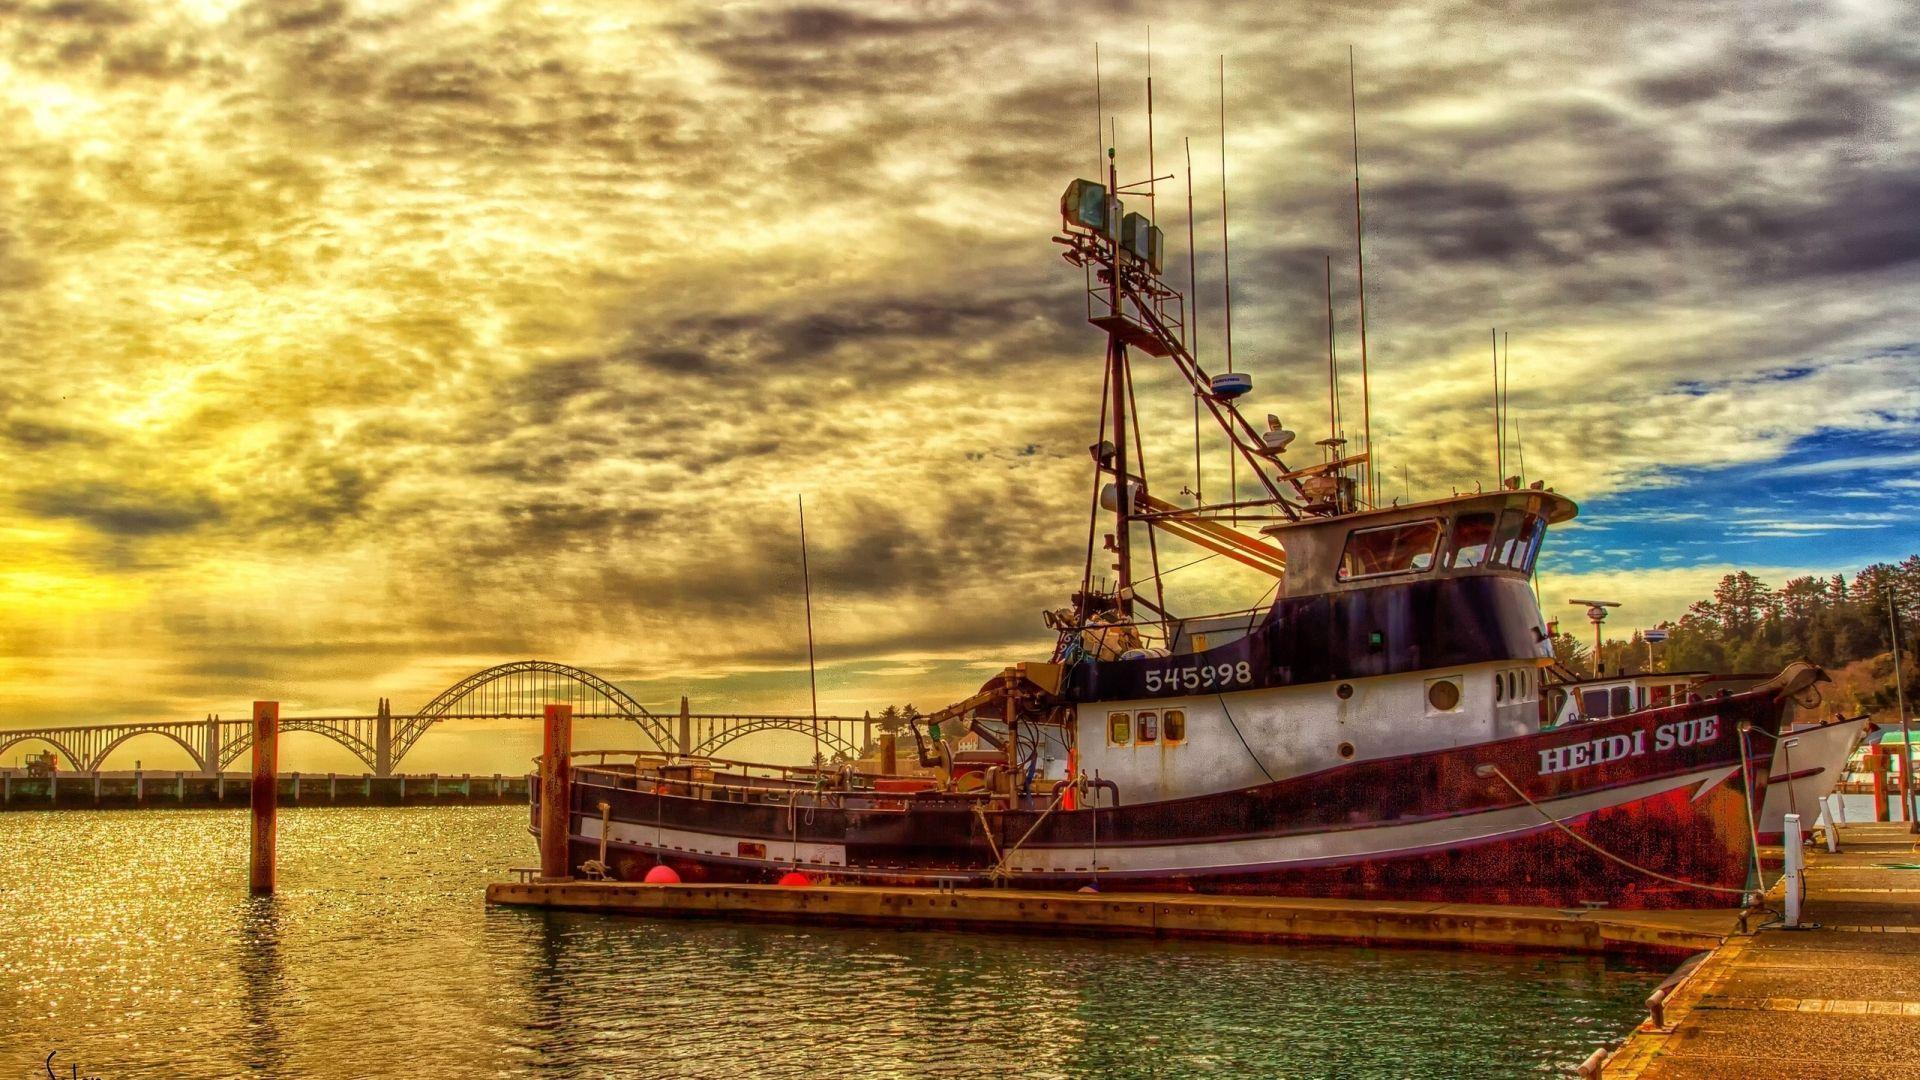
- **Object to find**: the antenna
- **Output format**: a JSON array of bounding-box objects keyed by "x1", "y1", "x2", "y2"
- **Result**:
[
  {"x1": 1348, "y1": 46, "x2": 1375, "y2": 508},
  {"x1": 1219, "y1": 54, "x2": 1236, "y2": 513},
  {"x1": 1325, "y1": 255, "x2": 1340, "y2": 442},
  {"x1": 1501, "y1": 330, "x2": 1510, "y2": 487},
  {"x1": 1146, "y1": 28, "x2": 1155, "y2": 226},
  {"x1": 797, "y1": 495, "x2": 821, "y2": 767},
  {"x1": 1491, "y1": 327, "x2": 1503, "y2": 485},
  {"x1": 1515, "y1": 414, "x2": 1526, "y2": 487},
  {"x1": 1093, "y1": 43, "x2": 1104, "y2": 178},
  {"x1": 1186, "y1": 137, "x2": 1202, "y2": 505}
]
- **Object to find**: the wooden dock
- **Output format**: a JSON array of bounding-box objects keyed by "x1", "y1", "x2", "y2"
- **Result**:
[
  {"x1": 1601, "y1": 822, "x2": 1920, "y2": 1078},
  {"x1": 484, "y1": 878, "x2": 1737, "y2": 958}
]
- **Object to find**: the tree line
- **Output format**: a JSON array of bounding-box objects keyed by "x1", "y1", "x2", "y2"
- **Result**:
[{"x1": 1552, "y1": 554, "x2": 1919, "y2": 717}]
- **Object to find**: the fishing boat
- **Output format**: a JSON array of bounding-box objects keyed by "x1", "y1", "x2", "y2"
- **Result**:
[{"x1": 531, "y1": 163, "x2": 1829, "y2": 909}]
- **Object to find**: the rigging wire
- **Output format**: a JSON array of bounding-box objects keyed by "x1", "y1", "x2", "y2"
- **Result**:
[
  {"x1": 1217, "y1": 57, "x2": 1238, "y2": 518},
  {"x1": 1216, "y1": 694, "x2": 1275, "y2": 783}
]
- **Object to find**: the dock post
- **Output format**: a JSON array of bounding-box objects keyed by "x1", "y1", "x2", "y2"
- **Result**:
[
  {"x1": 3, "y1": 770, "x2": 9, "y2": 803},
  {"x1": 176, "y1": 771, "x2": 184, "y2": 801},
  {"x1": 1872, "y1": 746, "x2": 1889, "y2": 822},
  {"x1": 329, "y1": 772, "x2": 337, "y2": 800},
  {"x1": 291, "y1": 772, "x2": 300, "y2": 802},
  {"x1": 135, "y1": 768, "x2": 143, "y2": 802},
  {"x1": 93, "y1": 772, "x2": 101, "y2": 803},
  {"x1": 678, "y1": 695, "x2": 691, "y2": 756},
  {"x1": 540, "y1": 704, "x2": 574, "y2": 880},
  {"x1": 251, "y1": 700, "x2": 279, "y2": 894},
  {"x1": 1782, "y1": 812, "x2": 1804, "y2": 928},
  {"x1": 880, "y1": 733, "x2": 897, "y2": 774}
]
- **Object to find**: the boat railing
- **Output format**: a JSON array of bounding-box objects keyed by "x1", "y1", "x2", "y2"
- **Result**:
[{"x1": 551, "y1": 750, "x2": 941, "y2": 809}]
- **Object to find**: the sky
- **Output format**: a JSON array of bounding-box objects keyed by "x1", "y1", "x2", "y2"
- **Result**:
[{"x1": 2, "y1": 0, "x2": 1916, "y2": 773}]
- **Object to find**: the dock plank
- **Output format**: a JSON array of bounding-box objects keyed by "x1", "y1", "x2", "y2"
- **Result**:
[{"x1": 484, "y1": 878, "x2": 1735, "y2": 957}]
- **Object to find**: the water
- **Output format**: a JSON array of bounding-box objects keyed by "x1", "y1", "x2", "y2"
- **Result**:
[{"x1": 0, "y1": 807, "x2": 1666, "y2": 1078}]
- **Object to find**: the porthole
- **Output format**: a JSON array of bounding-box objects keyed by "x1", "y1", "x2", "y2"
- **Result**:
[
  {"x1": 1494, "y1": 673, "x2": 1505, "y2": 703},
  {"x1": 1336, "y1": 683, "x2": 1354, "y2": 700},
  {"x1": 1427, "y1": 678, "x2": 1462, "y2": 712},
  {"x1": 1337, "y1": 741, "x2": 1356, "y2": 759}
]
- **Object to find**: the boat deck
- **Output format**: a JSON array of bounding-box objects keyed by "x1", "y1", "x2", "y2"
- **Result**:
[
  {"x1": 484, "y1": 877, "x2": 1736, "y2": 958},
  {"x1": 1602, "y1": 822, "x2": 1920, "y2": 1077}
]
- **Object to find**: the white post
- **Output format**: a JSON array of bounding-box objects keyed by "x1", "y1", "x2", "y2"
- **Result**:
[
  {"x1": 1782, "y1": 812, "x2": 1804, "y2": 928},
  {"x1": 1822, "y1": 794, "x2": 1840, "y2": 853}
]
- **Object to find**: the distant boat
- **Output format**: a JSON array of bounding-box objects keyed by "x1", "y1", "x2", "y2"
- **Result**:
[{"x1": 529, "y1": 161, "x2": 1826, "y2": 909}]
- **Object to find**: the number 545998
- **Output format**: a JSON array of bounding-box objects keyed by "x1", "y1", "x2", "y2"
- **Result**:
[{"x1": 1144, "y1": 661, "x2": 1253, "y2": 693}]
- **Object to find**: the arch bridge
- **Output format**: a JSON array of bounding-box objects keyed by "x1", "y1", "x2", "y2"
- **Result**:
[{"x1": 0, "y1": 661, "x2": 878, "y2": 775}]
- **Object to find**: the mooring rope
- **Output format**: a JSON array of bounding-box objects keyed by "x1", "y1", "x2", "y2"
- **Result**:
[
  {"x1": 983, "y1": 784, "x2": 1073, "y2": 884},
  {"x1": 1478, "y1": 763, "x2": 1755, "y2": 897}
]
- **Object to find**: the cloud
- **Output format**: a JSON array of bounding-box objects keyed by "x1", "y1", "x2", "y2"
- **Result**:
[{"x1": 1, "y1": 0, "x2": 1918, "y2": 769}]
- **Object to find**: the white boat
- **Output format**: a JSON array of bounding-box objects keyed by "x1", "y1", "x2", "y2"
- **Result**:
[{"x1": 1758, "y1": 714, "x2": 1870, "y2": 842}]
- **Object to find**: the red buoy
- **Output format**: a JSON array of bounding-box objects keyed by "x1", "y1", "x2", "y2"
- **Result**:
[
  {"x1": 643, "y1": 863, "x2": 681, "y2": 884},
  {"x1": 777, "y1": 871, "x2": 812, "y2": 887}
]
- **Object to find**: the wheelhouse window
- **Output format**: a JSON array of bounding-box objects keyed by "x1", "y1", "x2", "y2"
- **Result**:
[
  {"x1": 1448, "y1": 512, "x2": 1496, "y2": 569},
  {"x1": 1488, "y1": 511, "x2": 1545, "y2": 573},
  {"x1": 1164, "y1": 709, "x2": 1186, "y2": 743},
  {"x1": 1107, "y1": 712, "x2": 1131, "y2": 745},
  {"x1": 1610, "y1": 687, "x2": 1632, "y2": 716},
  {"x1": 1137, "y1": 711, "x2": 1159, "y2": 743},
  {"x1": 1338, "y1": 519, "x2": 1442, "y2": 581},
  {"x1": 1581, "y1": 688, "x2": 1612, "y2": 718}
]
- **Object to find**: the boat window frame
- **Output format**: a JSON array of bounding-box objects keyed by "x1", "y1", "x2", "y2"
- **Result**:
[
  {"x1": 1107, "y1": 711, "x2": 1131, "y2": 746},
  {"x1": 1581, "y1": 688, "x2": 1612, "y2": 719},
  {"x1": 1163, "y1": 708, "x2": 1186, "y2": 743},
  {"x1": 1337, "y1": 517, "x2": 1445, "y2": 583},
  {"x1": 1511, "y1": 513, "x2": 1546, "y2": 573},
  {"x1": 1136, "y1": 710, "x2": 1159, "y2": 744},
  {"x1": 1610, "y1": 686, "x2": 1632, "y2": 716},
  {"x1": 1447, "y1": 511, "x2": 1498, "y2": 570}
]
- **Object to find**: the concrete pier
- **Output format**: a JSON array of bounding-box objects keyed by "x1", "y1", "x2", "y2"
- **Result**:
[
  {"x1": 1600, "y1": 822, "x2": 1920, "y2": 1077},
  {"x1": 484, "y1": 879, "x2": 1736, "y2": 958}
]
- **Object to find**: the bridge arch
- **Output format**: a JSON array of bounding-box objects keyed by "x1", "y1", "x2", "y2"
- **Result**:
[
  {"x1": 0, "y1": 732, "x2": 86, "y2": 773},
  {"x1": 690, "y1": 719, "x2": 865, "y2": 762},
  {"x1": 219, "y1": 720, "x2": 379, "y2": 773},
  {"x1": 89, "y1": 727, "x2": 208, "y2": 773},
  {"x1": 391, "y1": 660, "x2": 672, "y2": 768}
]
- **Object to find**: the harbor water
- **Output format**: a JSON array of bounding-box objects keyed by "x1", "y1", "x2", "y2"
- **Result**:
[{"x1": 0, "y1": 806, "x2": 1666, "y2": 1078}]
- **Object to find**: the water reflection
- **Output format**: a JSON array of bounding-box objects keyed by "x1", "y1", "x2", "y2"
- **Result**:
[
  {"x1": 0, "y1": 807, "x2": 1665, "y2": 1079},
  {"x1": 236, "y1": 897, "x2": 287, "y2": 1075}
]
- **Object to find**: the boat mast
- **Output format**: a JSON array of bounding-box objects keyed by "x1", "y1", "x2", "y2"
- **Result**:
[{"x1": 1105, "y1": 149, "x2": 1133, "y2": 617}]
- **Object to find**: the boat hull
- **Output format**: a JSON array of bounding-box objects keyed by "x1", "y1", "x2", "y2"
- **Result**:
[
  {"x1": 1755, "y1": 715, "x2": 1869, "y2": 843},
  {"x1": 541, "y1": 684, "x2": 1794, "y2": 909}
]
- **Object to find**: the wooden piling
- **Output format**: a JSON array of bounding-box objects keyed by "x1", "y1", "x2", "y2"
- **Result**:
[
  {"x1": 880, "y1": 732, "x2": 897, "y2": 774},
  {"x1": 1871, "y1": 746, "x2": 1890, "y2": 822},
  {"x1": 540, "y1": 704, "x2": 573, "y2": 880},
  {"x1": 250, "y1": 700, "x2": 278, "y2": 894}
]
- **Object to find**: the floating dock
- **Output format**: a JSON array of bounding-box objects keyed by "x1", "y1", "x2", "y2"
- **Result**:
[
  {"x1": 1598, "y1": 821, "x2": 1920, "y2": 1077},
  {"x1": 485, "y1": 878, "x2": 1736, "y2": 958}
]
